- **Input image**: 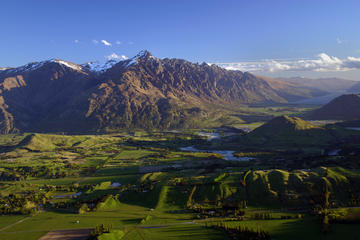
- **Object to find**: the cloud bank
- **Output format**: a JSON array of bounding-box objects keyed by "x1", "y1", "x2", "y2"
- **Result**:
[{"x1": 216, "y1": 53, "x2": 360, "y2": 73}]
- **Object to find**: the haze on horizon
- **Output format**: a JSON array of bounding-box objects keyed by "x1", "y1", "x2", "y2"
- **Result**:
[{"x1": 1, "y1": 0, "x2": 360, "y2": 80}]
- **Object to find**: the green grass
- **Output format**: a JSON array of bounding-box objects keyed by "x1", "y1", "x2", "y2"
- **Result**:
[
  {"x1": 0, "y1": 215, "x2": 27, "y2": 229},
  {"x1": 155, "y1": 186, "x2": 171, "y2": 210},
  {"x1": 0, "y1": 231, "x2": 46, "y2": 240},
  {"x1": 96, "y1": 195, "x2": 122, "y2": 211},
  {"x1": 120, "y1": 185, "x2": 163, "y2": 209},
  {"x1": 210, "y1": 217, "x2": 360, "y2": 240},
  {"x1": 114, "y1": 149, "x2": 156, "y2": 160},
  {"x1": 122, "y1": 224, "x2": 228, "y2": 240},
  {"x1": 98, "y1": 230, "x2": 125, "y2": 240},
  {"x1": 0, "y1": 205, "x2": 147, "y2": 239}
]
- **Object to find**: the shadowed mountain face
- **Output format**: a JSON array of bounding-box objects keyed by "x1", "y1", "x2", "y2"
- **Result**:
[
  {"x1": 310, "y1": 94, "x2": 360, "y2": 120},
  {"x1": 0, "y1": 51, "x2": 324, "y2": 134}
]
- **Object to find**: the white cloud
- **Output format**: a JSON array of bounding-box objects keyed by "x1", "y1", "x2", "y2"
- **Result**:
[
  {"x1": 101, "y1": 40, "x2": 112, "y2": 46},
  {"x1": 344, "y1": 56, "x2": 360, "y2": 69},
  {"x1": 74, "y1": 40, "x2": 79, "y2": 44},
  {"x1": 106, "y1": 53, "x2": 128, "y2": 61},
  {"x1": 92, "y1": 39, "x2": 99, "y2": 44},
  {"x1": 116, "y1": 40, "x2": 122, "y2": 45},
  {"x1": 215, "y1": 53, "x2": 360, "y2": 73}
]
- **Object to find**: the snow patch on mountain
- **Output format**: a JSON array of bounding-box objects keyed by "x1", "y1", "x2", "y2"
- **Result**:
[
  {"x1": 3, "y1": 61, "x2": 47, "y2": 74},
  {"x1": 82, "y1": 51, "x2": 151, "y2": 73},
  {"x1": 1, "y1": 50, "x2": 156, "y2": 75},
  {"x1": 135, "y1": 50, "x2": 155, "y2": 60},
  {"x1": 51, "y1": 59, "x2": 82, "y2": 71},
  {"x1": 1, "y1": 59, "x2": 83, "y2": 74},
  {"x1": 83, "y1": 59, "x2": 120, "y2": 72}
]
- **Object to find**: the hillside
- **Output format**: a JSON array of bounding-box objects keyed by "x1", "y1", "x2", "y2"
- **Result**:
[
  {"x1": 242, "y1": 116, "x2": 332, "y2": 148},
  {"x1": 310, "y1": 94, "x2": 360, "y2": 120},
  {"x1": 15, "y1": 133, "x2": 116, "y2": 152},
  {"x1": 0, "y1": 51, "x2": 325, "y2": 134}
]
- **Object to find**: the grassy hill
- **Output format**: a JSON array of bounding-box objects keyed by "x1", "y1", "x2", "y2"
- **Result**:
[
  {"x1": 16, "y1": 133, "x2": 118, "y2": 152},
  {"x1": 241, "y1": 116, "x2": 333, "y2": 149}
]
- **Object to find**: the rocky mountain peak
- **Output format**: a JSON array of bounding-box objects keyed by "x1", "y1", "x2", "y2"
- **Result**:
[{"x1": 134, "y1": 50, "x2": 155, "y2": 60}]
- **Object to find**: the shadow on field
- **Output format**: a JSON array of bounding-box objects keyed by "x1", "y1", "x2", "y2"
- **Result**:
[{"x1": 155, "y1": 225, "x2": 228, "y2": 240}]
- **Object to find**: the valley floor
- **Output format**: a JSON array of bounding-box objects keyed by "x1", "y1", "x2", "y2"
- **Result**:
[{"x1": 1, "y1": 130, "x2": 360, "y2": 240}]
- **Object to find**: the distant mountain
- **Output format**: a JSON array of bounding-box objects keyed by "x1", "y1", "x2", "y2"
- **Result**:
[
  {"x1": 277, "y1": 77, "x2": 359, "y2": 104},
  {"x1": 278, "y1": 77, "x2": 358, "y2": 93},
  {"x1": 255, "y1": 76, "x2": 326, "y2": 102},
  {"x1": 310, "y1": 94, "x2": 360, "y2": 120},
  {"x1": 347, "y1": 82, "x2": 360, "y2": 93},
  {"x1": 0, "y1": 51, "x2": 326, "y2": 134}
]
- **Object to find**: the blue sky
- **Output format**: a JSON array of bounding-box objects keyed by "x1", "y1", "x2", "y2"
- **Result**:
[{"x1": 1, "y1": 0, "x2": 360, "y2": 79}]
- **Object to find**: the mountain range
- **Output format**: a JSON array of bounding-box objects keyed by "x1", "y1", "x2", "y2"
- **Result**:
[
  {"x1": 0, "y1": 51, "x2": 338, "y2": 134},
  {"x1": 278, "y1": 77, "x2": 358, "y2": 93},
  {"x1": 277, "y1": 77, "x2": 359, "y2": 104}
]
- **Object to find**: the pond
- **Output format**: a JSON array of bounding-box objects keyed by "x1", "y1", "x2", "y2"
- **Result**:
[{"x1": 197, "y1": 131, "x2": 221, "y2": 141}]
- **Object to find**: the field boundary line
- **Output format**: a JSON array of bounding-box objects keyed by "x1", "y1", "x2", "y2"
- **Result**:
[{"x1": 0, "y1": 216, "x2": 30, "y2": 232}]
